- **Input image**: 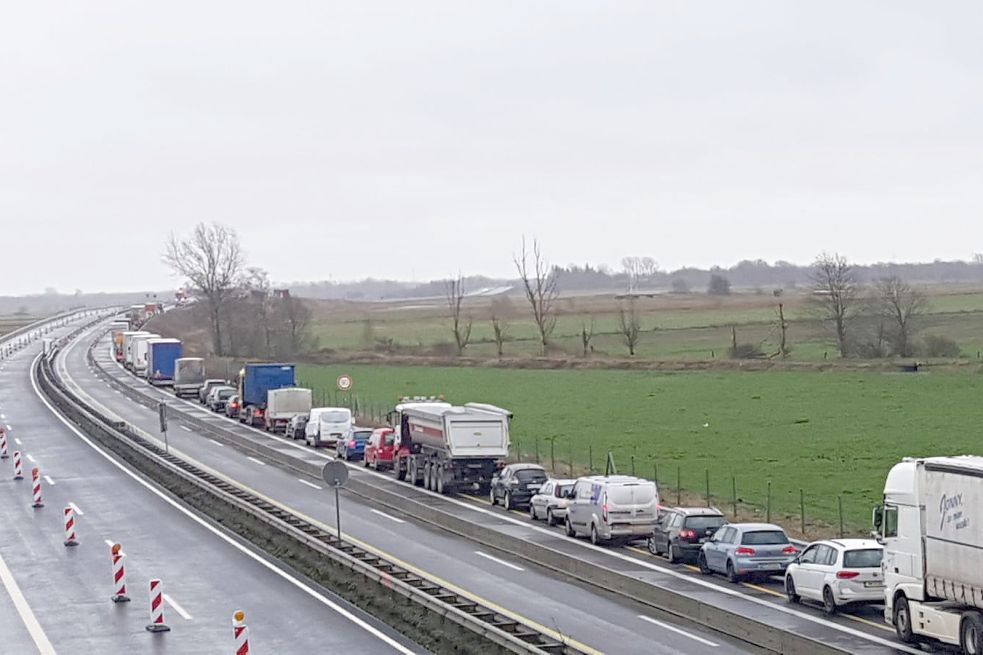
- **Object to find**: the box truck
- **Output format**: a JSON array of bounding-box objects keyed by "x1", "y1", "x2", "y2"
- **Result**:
[
  {"x1": 173, "y1": 358, "x2": 206, "y2": 398},
  {"x1": 264, "y1": 387, "x2": 312, "y2": 433},
  {"x1": 146, "y1": 338, "x2": 183, "y2": 385},
  {"x1": 237, "y1": 363, "x2": 296, "y2": 427}
]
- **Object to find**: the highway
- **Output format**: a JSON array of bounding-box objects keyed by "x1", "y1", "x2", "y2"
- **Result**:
[
  {"x1": 0, "y1": 317, "x2": 423, "y2": 654},
  {"x1": 59, "y1": 320, "x2": 764, "y2": 654}
]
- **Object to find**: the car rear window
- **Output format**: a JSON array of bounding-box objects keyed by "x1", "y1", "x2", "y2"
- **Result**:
[
  {"x1": 607, "y1": 484, "x2": 656, "y2": 505},
  {"x1": 516, "y1": 469, "x2": 547, "y2": 482},
  {"x1": 353, "y1": 431, "x2": 372, "y2": 441},
  {"x1": 843, "y1": 548, "x2": 883, "y2": 568},
  {"x1": 322, "y1": 411, "x2": 350, "y2": 422},
  {"x1": 217, "y1": 389, "x2": 233, "y2": 398},
  {"x1": 685, "y1": 515, "x2": 726, "y2": 531},
  {"x1": 557, "y1": 484, "x2": 574, "y2": 497},
  {"x1": 741, "y1": 530, "x2": 789, "y2": 545}
]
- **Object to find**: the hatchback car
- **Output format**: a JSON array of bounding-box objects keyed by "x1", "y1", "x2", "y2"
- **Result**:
[
  {"x1": 207, "y1": 386, "x2": 236, "y2": 412},
  {"x1": 490, "y1": 464, "x2": 548, "y2": 510},
  {"x1": 785, "y1": 539, "x2": 884, "y2": 615},
  {"x1": 648, "y1": 507, "x2": 726, "y2": 564},
  {"x1": 286, "y1": 415, "x2": 308, "y2": 440},
  {"x1": 529, "y1": 478, "x2": 576, "y2": 526},
  {"x1": 698, "y1": 523, "x2": 798, "y2": 582},
  {"x1": 224, "y1": 394, "x2": 241, "y2": 419},
  {"x1": 364, "y1": 428, "x2": 396, "y2": 470},
  {"x1": 198, "y1": 379, "x2": 227, "y2": 404},
  {"x1": 336, "y1": 428, "x2": 371, "y2": 461}
]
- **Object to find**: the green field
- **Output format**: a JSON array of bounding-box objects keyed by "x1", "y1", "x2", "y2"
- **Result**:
[
  {"x1": 0, "y1": 315, "x2": 41, "y2": 337},
  {"x1": 298, "y1": 363, "x2": 983, "y2": 537}
]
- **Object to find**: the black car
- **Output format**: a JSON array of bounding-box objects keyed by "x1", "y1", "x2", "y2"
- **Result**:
[
  {"x1": 489, "y1": 463, "x2": 548, "y2": 510},
  {"x1": 648, "y1": 507, "x2": 726, "y2": 563},
  {"x1": 286, "y1": 415, "x2": 308, "y2": 440}
]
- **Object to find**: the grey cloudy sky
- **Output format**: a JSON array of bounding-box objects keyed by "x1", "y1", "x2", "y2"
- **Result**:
[{"x1": 2, "y1": 2, "x2": 981, "y2": 295}]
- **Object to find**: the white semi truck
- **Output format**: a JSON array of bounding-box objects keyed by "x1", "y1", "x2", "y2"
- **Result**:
[{"x1": 876, "y1": 456, "x2": 983, "y2": 653}]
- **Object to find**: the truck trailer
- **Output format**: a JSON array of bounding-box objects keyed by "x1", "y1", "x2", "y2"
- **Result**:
[
  {"x1": 393, "y1": 402, "x2": 510, "y2": 495},
  {"x1": 876, "y1": 456, "x2": 983, "y2": 652},
  {"x1": 130, "y1": 333, "x2": 160, "y2": 376},
  {"x1": 264, "y1": 387, "x2": 312, "y2": 433},
  {"x1": 237, "y1": 363, "x2": 296, "y2": 427},
  {"x1": 173, "y1": 358, "x2": 205, "y2": 398},
  {"x1": 145, "y1": 338, "x2": 182, "y2": 386},
  {"x1": 121, "y1": 331, "x2": 150, "y2": 370}
]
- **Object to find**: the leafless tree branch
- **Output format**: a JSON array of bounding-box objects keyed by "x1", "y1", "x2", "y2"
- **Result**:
[{"x1": 514, "y1": 237, "x2": 559, "y2": 356}]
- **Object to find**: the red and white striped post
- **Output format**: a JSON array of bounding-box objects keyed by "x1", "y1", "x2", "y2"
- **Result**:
[
  {"x1": 31, "y1": 467, "x2": 44, "y2": 508},
  {"x1": 12, "y1": 451, "x2": 23, "y2": 480},
  {"x1": 233, "y1": 610, "x2": 250, "y2": 654},
  {"x1": 110, "y1": 543, "x2": 130, "y2": 603},
  {"x1": 0, "y1": 429, "x2": 8, "y2": 460},
  {"x1": 145, "y1": 578, "x2": 170, "y2": 632},
  {"x1": 63, "y1": 506, "x2": 79, "y2": 547}
]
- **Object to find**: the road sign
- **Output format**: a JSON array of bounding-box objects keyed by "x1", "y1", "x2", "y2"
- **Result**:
[
  {"x1": 321, "y1": 461, "x2": 349, "y2": 487},
  {"x1": 157, "y1": 403, "x2": 167, "y2": 433},
  {"x1": 336, "y1": 375, "x2": 353, "y2": 392}
]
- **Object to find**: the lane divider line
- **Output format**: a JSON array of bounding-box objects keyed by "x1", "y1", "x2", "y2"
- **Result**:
[
  {"x1": 208, "y1": 439, "x2": 224, "y2": 447},
  {"x1": 0, "y1": 549, "x2": 56, "y2": 655},
  {"x1": 44, "y1": 475, "x2": 55, "y2": 486},
  {"x1": 180, "y1": 426, "x2": 192, "y2": 432},
  {"x1": 14, "y1": 438, "x2": 21, "y2": 445},
  {"x1": 370, "y1": 509, "x2": 405, "y2": 524},
  {"x1": 474, "y1": 551, "x2": 524, "y2": 572},
  {"x1": 26, "y1": 454, "x2": 36, "y2": 463},
  {"x1": 68, "y1": 502, "x2": 83, "y2": 516},
  {"x1": 298, "y1": 479, "x2": 322, "y2": 490},
  {"x1": 639, "y1": 615, "x2": 719, "y2": 647},
  {"x1": 246, "y1": 456, "x2": 266, "y2": 467},
  {"x1": 163, "y1": 594, "x2": 193, "y2": 620}
]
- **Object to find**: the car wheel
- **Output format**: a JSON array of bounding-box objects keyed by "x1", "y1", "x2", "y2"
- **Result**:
[
  {"x1": 565, "y1": 517, "x2": 576, "y2": 538},
  {"x1": 362, "y1": 456, "x2": 369, "y2": 468},
  {"x1": 822, "y1": 586, "x2": 838, "y2": 616},
  {"x1": 698, "y1": 553, "x2": 711, "y2": 575},
  {"x1": 667, "y1": 543, "x2": 677, "y2": 564},
  {"x1": 546, "y1": 509, "x2": 555, "y2": 526},
  {"x1": 785, "y1": 575, "x2": 800, "y2": 603},
  {"x1": 894, "y1": 596, "x2": 915, "y2": 643},
  {"x1": 505, "y1": 492, "x2": 513, "y2": 510},
  {"x1": 726, "y1": 560, "x2": 741, "y2": 583},
  {"x1": 529, "y1": 504, "x2": 537, "y2": 520},
  {"x1": 489, "y1": 487, "x2": 497, "y2": 506},
  {"x1": 961, "y1": 613, "x2": 983, "y2": 655},
  {"x1": 647, "y1": 537, "x2": 660, "y2": 556},
  {"x1": 590, "y1": 524, "x2": 601, "y2": 546}
]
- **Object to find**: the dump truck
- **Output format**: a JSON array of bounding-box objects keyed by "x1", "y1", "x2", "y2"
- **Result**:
[
  {"x1": 876, "y1": 456, "x2": 983, "y2": 653},
  {"x1": 237, "y1": 363, "x2": 296, "y2": 427},
  {"x1": 173, "y1": 357, "x2": 205, "y2": 398},
  {"x1": 392, "y1": 402, "x2": 510, "y2": 495},
  {"x1": 145, "y1": 338, "x2": 183, "y2": 386},
  {"x1": 264, "y1": 387, "x2": 312, "y2": 433}
]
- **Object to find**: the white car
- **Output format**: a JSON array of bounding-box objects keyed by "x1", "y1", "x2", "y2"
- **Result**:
[
  {"x1": 529, "y1": 478, "x2": 576, "y2": 526},
  {"x1": 784, "y1": 539, "x2": 884, "y2": 615}
]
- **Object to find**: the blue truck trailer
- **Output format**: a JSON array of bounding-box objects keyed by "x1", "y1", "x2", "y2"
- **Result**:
[
  {"x1": 146, "y1": 338, "x2": 183, "y2": 386},
  {"x1": 238, "y1": 363, "x2": 296, "y2": 426}
]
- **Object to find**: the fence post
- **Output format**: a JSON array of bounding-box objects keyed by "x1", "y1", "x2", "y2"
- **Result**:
[
  {"x1": 534, "y1": 435, "x2": 540, "y2": 464},
  {"x1": 588, "y1": 445, "x2": 593, "y2": 473},
  {"x1": 766, "y1": 481, "x2": 771, "y2": 523},
  {"x1": 631, "y1": 455, "x2": 636, "y2": 477},
  {"x1": 550, "y1": 438, "x2": 556, "y2": 471},
  {"x1": 568, "y1": 440, "x2": 574, "y2": 477},
  {"x1": 676, "y1": 466, "x2": 681, "y2": 506},
  {"x1": 838, "y1": 496, "x2": 844, "y2": 538},
  {"x1": 731, "y1": 476, "x2": 737, "y2": 518},
  {"x1": 705, "y1": 469, "x2": 710, "y2": 507},
  {"x1": 653, "y1": 462, "x2": 658, "y2": 484},
  {"x1": 515, "y1": 438, "x2": 521, "y2": 462},
  {"x1": 800, "y1": 488, "x2": 805, "y2": 537}
]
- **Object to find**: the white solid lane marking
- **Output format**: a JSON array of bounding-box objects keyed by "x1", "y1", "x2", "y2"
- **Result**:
[
  {"x1": 32, "y1": 353, "x2": 416, "y2": 655},
  {"x1": 639, "y1": 615, "x2": 719, "y2": 647},
  {"x1": 0, "y1": 550, "x2": 56, "y2": 655},
  {"x1": 14, "y1": 438, "x2": 21, "y2": 445},
  {"x1": 25, "y1": 454, "x2": 35, "y2": 463},
  {"x1": 180, "y1": 426, "x2": 192, "y2": 432},
  {"x1": 246, "y1": 456, "x2": 266, "y2": 466},
  {"x1": 298, "y1": 479, "x2": 322, "y2": 490},
  {"x1": 5, "y1": 424, "x2": 11, "y2": 431},
  {"x1": 370, "y1": 509, "x2": 405, "y2": 524},
  {"x1": 475, "y1": 551, "x2": 524, "y2": 572},
  {"x1": 164, "y1": 594, "x2": 192, "y2": 620},
  {"x1": 44, "y1": 475, "x2": 55, "y2": 485},
  {"x1": 1, "y1": 413, "x2": 5, "y2": 419},
  {"x1": 69, "y1": 502, "x2": 83, "y2": 516},
  {"x1": 209, "y1": 439, "x2": 224, "y2": 447}
]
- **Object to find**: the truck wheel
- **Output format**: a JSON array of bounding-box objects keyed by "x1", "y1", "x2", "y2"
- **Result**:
[
  {"x1": 423, "y1": 463, "x2": 431, "y2": 490},
  {"x1": 396, "y1": 463, "x2": 406, "y2": 481},
  {"x1": 436, "y1": 466, "x2": 445, "y2": 494},
  {"x1": 961, "y1": 614, "x2": 983, "y2": 655},
  {"x1": 409, "y1": 460, "x2": 418, "y2": 486},
  {"x1": 893, "y1": 596, "x2": 915, "y2": 643}
]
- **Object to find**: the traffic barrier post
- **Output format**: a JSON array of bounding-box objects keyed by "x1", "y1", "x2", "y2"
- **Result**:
[
  {"x1": 111, "y1": 543, "x2": 130, "y2": 603},
  {"x1": 233, "y1": 610, "x2": 250, "y2": 654},
  {"x1": 12, "y1": 450, "x2": 23, "y2": 480},
  {"x1": 63, "y1": 506, "x2": 79, "y2": 547},
  {"x1": 146, "y1": 578, "x2": 170, "y2": 632},
  {"x1": 31, "y1": 467, "x2": 44, "y2": 508},
  {"x1": 0, "y1": 429, "x2": 8, "y2": 459}
]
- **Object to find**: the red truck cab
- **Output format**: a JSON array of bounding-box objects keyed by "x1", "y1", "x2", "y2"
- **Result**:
[{"x1": 364, "y1": 428, "x2": 396, "y2": 471}]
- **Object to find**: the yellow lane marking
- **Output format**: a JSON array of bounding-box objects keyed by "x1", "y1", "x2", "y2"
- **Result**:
[
  {"x1": 684, "y1": 564, "x2": 700, "y2": 572},
  {"x1": 626, "y1": 546, "x2": 650, "y2": 557},
  {"x1": 741, "y1": 582, "x2": 785, "y2": 598},
  {"x1": 843, "y1": 613, "x2": 893, "y2": 632}
]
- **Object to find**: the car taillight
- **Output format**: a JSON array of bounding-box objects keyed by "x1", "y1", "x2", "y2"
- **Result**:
[
  {"x1": 782, "y1": 546, "x2": 797, "y2": 554},
  {"x1": 735, "y1": 546, "x2": 756, "y2": 555},
  {"x1": 679, "y1": 529, "x2": 697, "y2": 539},
  {"x1": 602, "y1": 504, "x2": 609, "y2": 523},
  {"x1": 836, "y1": 570, "x2": 860, "y2": 579},
  {"x1": 349, "y1": 440, "x2": 356, "y2": 448}
]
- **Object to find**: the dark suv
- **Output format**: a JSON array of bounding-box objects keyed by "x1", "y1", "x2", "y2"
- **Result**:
[
  {"x1": 490, "y1": 463, "x2": 548, "y2": 510},
  {"x1": 648, "y1": 507, "x2": 726, "y2": 563}
]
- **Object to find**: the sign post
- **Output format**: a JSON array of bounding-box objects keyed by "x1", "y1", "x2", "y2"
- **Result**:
[
  {"x1": 321, "y1": 461, "x2": 349, "y2": 541},
  {"x1": 158, "y1": 402, "x2": 169, "y2": 454}
]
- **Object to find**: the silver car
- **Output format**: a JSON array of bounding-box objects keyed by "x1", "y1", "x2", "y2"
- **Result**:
[
  {"x1": 698, "y1": 523, "x2": 798, "y2": 582},
  {"x1": 528, "y1": 478, "x2": 576, "y2": 526}
]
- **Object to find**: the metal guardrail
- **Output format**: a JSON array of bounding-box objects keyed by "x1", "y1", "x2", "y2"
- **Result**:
[{"x1": 39, "y1": 334, "x2": 585, "y2": 655}]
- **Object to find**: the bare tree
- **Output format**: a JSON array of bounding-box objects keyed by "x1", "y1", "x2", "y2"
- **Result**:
[
  {"x1": 280, "y1": 295, "x2": 312, "y2": 356},
  {"x1": 810, "y1": 253, "x2": 857, "y2": 358},
  {"x1": 775, "y1": 302, "x2": 790, "y2": 359},
  {"x1": 639, "y1": 257, "x2": 658, "y2": 281},
  {"x1": 580, "y1": 317, "x2": 595, "y2": 357},
  {"x1": 245, "y1": 267, "x2": 275, "y2": 358},
  {"x1": 490, "y1": 315, "x2": 509, "y2": 358},
  {"x1": 514, "y1": 238, "x2": 559, "y2": 356},
  {"x1": 617, "y1": 300, "x2": 642, "y2": 356},
  {"x1": 874, "y1": 276, "x2": 926, "y2": 357},
  {"x1": 445, "y1": 273, "x2": 473, "y2": 355},
  {"x1": 163, "y1": 222, "x2": 244, "y2": 356}
]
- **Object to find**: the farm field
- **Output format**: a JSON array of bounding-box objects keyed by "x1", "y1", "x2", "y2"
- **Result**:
[
  {"x1": 297, "y1": 362, "x2": 983, "y2": 536},
  {"x1": 0, "y1": 315, "x2": 41, "y2": 337}
]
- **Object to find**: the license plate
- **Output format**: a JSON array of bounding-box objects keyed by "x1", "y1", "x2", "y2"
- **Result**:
[
  {"x1": 864, "y1": 581, "x2": 884, "y2": 588},
  {"x1": 527, "y1": 484, "x2": 541, "y2": 490}
]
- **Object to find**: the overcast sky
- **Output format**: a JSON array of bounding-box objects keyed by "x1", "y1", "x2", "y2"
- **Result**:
[{"x1": 2, "y1": 2, "x2": 981, "y2": 295}]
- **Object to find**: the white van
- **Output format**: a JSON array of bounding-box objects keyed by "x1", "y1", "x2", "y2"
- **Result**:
[
  {"x1": 304, "y1": 407, "x2": 352, "y2": 448},
  {"x1": 565, "y1": 475, "x2": 659, "y2": 545}
]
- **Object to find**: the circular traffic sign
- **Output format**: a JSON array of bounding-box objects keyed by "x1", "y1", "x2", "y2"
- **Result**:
[
  {"x1": 336, "y1": 375, "x2": 353, "y2": 391},
  {"x1": 321, "y1": 460, "x2": 349, "y2": 487}
]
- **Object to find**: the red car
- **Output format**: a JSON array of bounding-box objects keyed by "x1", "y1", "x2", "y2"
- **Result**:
[{"x1": 364, "y1": 428, "x2": 396, "y2": 471}]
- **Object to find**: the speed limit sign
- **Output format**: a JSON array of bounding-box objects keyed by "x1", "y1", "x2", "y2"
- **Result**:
[{"x1": 336, "y1": 374, "x2": 353, "y2": 391}]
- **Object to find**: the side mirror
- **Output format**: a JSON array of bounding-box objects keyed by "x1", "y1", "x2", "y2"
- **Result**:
[{"x1": 872, "y1": 506, "x2": 883, "y2": 530}]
